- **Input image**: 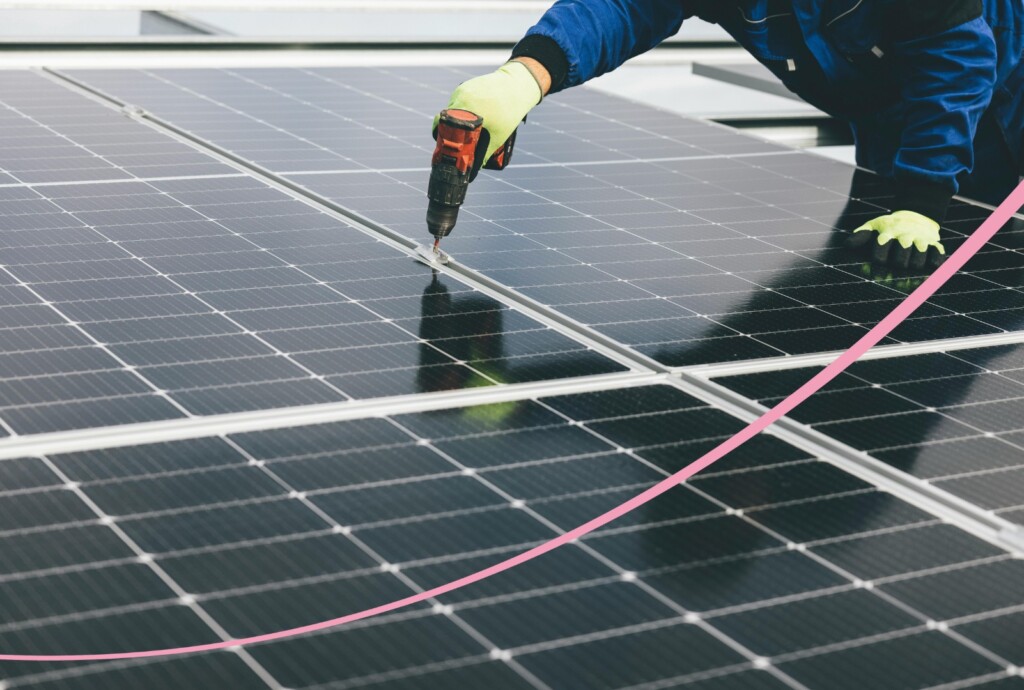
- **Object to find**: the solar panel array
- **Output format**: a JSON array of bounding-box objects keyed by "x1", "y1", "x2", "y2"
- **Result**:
[{"x1": 0, "y1": 64, "x2": 1019, "y2": 689}]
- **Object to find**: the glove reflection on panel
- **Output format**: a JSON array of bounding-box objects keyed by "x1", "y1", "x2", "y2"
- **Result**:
[
  {"x1": 858, "y1": 261, "x2": 927, "y2": 292},
  {"x1": 847, "y1": 210, "x2": 946, "y2": 269},
  {"x1": 432, "y1": 61, "x2": 542, "y2": 163}
]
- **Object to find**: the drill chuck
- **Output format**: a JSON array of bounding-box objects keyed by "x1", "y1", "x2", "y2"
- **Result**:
[
  {"x1": 426, "y1": 160, "x2": 471, "y2": 238},
  {"x1": 426, "y1": 200, "x2": 460, "y2": 239}
]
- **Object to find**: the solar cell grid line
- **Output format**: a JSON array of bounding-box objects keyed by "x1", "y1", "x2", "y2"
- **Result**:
[
  {"x1": 220, "y1": 67, "x2": 441, "y2": 171},
  {"x1": 49, "y1": 179, "x2": 360, "y2": 408},
  {"x1": 0, "y1": 178, "x2": 341, "y2": 433},
  {"x1": 0, "y1": 72, "x2": 236, "y2": 184},
  {"x1": 0, "y1": 387, "x2": 1021, "y2": 688},
  {"x1": 712, "y1": 343, "x2": 1024, "y2": 529}
]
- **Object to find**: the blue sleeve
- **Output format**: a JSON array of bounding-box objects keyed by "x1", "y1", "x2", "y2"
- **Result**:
[
  {"x1": 890, "y1": 15, "x2": 998, "y2": 216},
  {"x1": 522, "y1": 0, "x2": 689, "y2": 89}
]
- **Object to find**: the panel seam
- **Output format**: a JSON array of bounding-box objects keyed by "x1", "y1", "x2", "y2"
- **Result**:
[
  {"x1": 679, "y1": 330, "x2": 1024, "y2": 378},
  {"x1": 0, "y1": 372, "x2": 661, "y2": 460}
]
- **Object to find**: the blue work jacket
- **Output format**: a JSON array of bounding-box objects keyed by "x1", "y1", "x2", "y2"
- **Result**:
[{"x1": 517, "y1": 0, "x2": 1024, "y2": 218}]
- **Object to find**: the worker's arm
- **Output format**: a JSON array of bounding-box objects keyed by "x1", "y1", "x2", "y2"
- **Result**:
[
  {"x1": 510, "y1": 0, "x2": 689, "y2": 93},
  {"x1": 886, "y1": 0, "x2": 997, "y2": 223},
  {"x1": 849, "y1": 0, "x2": 996, "y2": 269},
  {"x1": 435, "y1": 0, "x2": 689, "y2": 161}
]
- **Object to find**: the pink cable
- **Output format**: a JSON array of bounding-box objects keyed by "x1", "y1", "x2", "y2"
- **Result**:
[{"x1": 3, "y1": 181, "x2": 1022, "y2": 663}]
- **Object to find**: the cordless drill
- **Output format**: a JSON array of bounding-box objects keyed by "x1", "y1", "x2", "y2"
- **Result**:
[{"x1": 426, "y1": 108, "x2": 515, "y2": 257}]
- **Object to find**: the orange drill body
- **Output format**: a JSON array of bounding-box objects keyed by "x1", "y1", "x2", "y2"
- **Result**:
[
  {"x1": 430, "y1": 109, "x2": 483, "y2": 176},
  {"x1": 426, "y1": 109, "x2": 515, "y2": 245}
]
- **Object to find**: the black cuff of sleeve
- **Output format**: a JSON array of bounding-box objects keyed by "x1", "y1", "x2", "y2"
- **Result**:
[
  {"x1": 894, "y1": 178, "x2": 953, "y2": 222},
  {"x1": 511, "y1": 34, "x2": 569, "y2": 93}
]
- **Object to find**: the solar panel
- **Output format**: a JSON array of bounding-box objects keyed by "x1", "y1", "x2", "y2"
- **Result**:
[
  {"x1": 715, "y1": 344, "x2": 1024, "y2": 527},
  {"x1": 0, "y1": 74, "x2": 627, "y2": 435},
  {"x1": 63, "y1": 67, "x2": 1024, "y2": 368},
  {"x1": 0, "y1": 179, "x2": 625, "y2": 432},
  {"x1": 0, "y1": 385, "x2": 1018, "y2": 689}
]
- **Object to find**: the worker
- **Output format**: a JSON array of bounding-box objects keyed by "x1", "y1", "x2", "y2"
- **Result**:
[{"x1": 435, "y1": 0, "x2": 1024, "y2": 270}]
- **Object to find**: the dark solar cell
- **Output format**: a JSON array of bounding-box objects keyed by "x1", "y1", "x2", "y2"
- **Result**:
[
  {"x1": 956, "y1": 611, "x2": 1024, "y2": 666},
  {"x1": 778, "y1": 632, "x2": 1000, "y2": 690},
  {"x1": 810, "y1": 524, "x2": 1003, "y2": 580},
  {"x1": 879, "y1": 558, "x2": 1024, "y2": 620},
  {"x1": 710, "y1": 589, "x2": 921, "y2": 657}
]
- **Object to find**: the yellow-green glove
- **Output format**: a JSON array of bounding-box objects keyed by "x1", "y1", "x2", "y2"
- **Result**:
[
  {"x1": 847, "y1": 210, "x2": 946, "y2": 269},
  {"x1": 433, "y1": 61, "x2": 542, "y2": 163}
]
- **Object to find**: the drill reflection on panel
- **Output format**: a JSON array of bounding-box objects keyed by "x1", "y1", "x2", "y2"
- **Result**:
[
  {"x1": 417, "y1": 270, "x2": 506, "y2": 393},
  {"x1": 424, "y1": 107, "x2": 516, "y2": 263}
]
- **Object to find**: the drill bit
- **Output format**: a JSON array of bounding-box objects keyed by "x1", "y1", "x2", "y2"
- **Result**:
[{"x1": 414, "y1": 239, "x2": 450, "y2": 266}]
